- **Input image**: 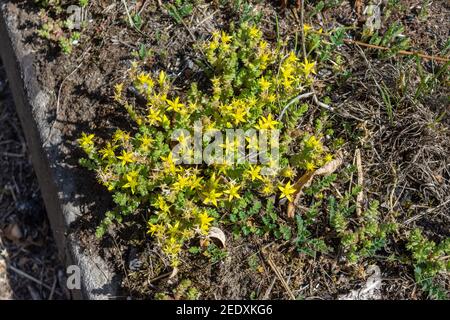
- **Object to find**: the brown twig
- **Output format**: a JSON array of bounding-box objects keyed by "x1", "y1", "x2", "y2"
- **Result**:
[
  {"x1": 306, "y1": 27, "x2": 449, "y2": 63},
  {"x1": 266, "y1": 257, "x2": 296, "y2": 300},
  {"x1": 278, "y1": 92, "x2": 314, "y2": 121},
  {"x1": 343, "y1": 39, "x2": 450, "y2": 63},
  {"x1": 148, "y1": 270, "x2": 174, "y2": 284}
]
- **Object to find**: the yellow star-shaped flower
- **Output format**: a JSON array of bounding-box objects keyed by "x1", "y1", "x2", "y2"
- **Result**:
[
  {"x1": 166, "y1": 97, "x2": 185, "y2": 113},
  {"x1": 278, "y1": 181, "x2": 297, "y2": 202},
  {"x1": 255, "y1": 113, "x2": 279, "y2": 130},
  {"x1": 122, "y1": 170, "x2": 139, "y2": 194},
  {"x1": 172, "y1": 174, "x2": 190, "y2": 192},
  {"x1": 202, "y1": 189, "x2": 223, "y2": 207},
  {"x1": 305, "y1": 161, "x2": 315, "y2": 171},
  {"x1": 301, "y1": 58, "x2": 316, "y2": 76},
  {"x1": 99, "y1": 142, "x2": 116, "y2": 160},
  {"x1": 221, "y1": 31, "x2": 232, "y2": 44},
  {"x1": 247, "y1": 165, "x2": 263, "y2": 181},
  {"x1": 232, "y1": 107, "x2": 248, "y2": 125},
  {"x1": 224, "y1": 182, "x2": 242, "y2": 201},
  {"x1": 198, "y1": 211, "x2": 214, "y2": 234},
  {"x1": 78, "y1": 132, "x2": 95, "y2": 149},
  {"x1": 117, "y1": 150, "x2": 134, "y2": 166},
  {"x1": 139, "y1": 134, "x2": 154, "y2": 152},
  {"x1": 188, "y1": 174, "x2": 203, "y2": 190},
  {"x1": 160, "y1": 152, "x2": 178, "y2": 174},
  {"x1": 147, "y1": 108, "x2": 162, "y2": 125},
  {"x1": 249, "y1": 26, "x2": 260, "y2": 38},
  {"x1": 303, "y1": 24, "x2": 312, "y2": 33},
  {"x1": 258, "y1": 77, "x2": 271, "y2": 92}
]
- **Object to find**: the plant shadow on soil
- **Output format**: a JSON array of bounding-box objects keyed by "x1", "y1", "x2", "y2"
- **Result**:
[{"x1": 5, "y1": 0, "x2": 449, "y2": 299}]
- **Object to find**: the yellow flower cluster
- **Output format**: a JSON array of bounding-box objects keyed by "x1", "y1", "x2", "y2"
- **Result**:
[
  {"x1": 302, "y1": 134, "x2": 333, "y2": 171},
  {"x1": 279, "y1": 52, "x2": 316, "y2": 93},
  {"x1": 78, "y1": 133, "x2": 95, "y2": 153},
  {"x1": 78, "y1": 24, "x2": 334, "y2": 268}
]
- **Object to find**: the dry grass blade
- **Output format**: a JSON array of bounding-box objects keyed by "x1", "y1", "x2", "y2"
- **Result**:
[{"x1": 48, "y1": 276, "x2": 58, "y2": 300}]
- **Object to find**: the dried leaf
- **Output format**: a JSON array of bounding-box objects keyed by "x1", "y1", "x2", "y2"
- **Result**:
[
  {"x1": 287, "y1": 153, "x2": 343, "y2": 218},
  {"x1": 207, "y1": 227, "x2": 226, "y2": 248},
  {"x1": 315, "y1": 154, "x2": 343, "y2": 176},
  {"x1": 364, "y1": 4, "x2": 382, "y2": 32},
  {"x1": 169, "y1": 267, "x2": 178, "y2": 279},
  {"x1": 287, "y1": 170, "x2": 316, "y2": 218}
]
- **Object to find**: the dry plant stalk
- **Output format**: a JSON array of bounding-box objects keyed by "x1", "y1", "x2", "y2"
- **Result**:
[{"x1": 355, "y1": 148, "x2": 364, "y2": 217}]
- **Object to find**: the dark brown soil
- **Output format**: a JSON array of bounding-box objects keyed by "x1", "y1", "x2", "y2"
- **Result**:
[
  {"x1": 3, "y1": 0, "x2": 449, "y2": 299},
  {"x1": 0, "y1": 60, "x2": 66, "y2": 300}
]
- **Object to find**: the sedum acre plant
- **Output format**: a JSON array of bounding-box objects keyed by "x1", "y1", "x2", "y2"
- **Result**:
[
  {"x1": 407, "y1": 228, "x2": 450, "y2": 299},
  {"x1": 78, "y1": 23, "x2": 334, "y2": 267},
  {"x1": 35, "y1": 0, "x2": 89, "y2": 54},
  {"x1": 328, "y1": 189, "x2": 398, "y2": 264}
]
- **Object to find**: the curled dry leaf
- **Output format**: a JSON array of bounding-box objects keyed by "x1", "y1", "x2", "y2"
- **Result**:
[
  {"x1": 287, "y1": 171, "x2": 315, "y2": 218},
  {"x1": 315, "y1": 154, "x2": 344, "y2": 177},
  {"x1": 207, "y1": 226, "x2": 226, "y2": 248},
  {"x1": 169, "y1": 267, "x2": 178, "y2": 279},
  {"x1": 287, "y1": 153, "x2": 343, "y2": 218}
]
